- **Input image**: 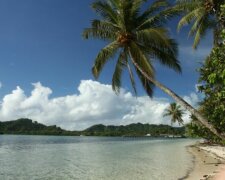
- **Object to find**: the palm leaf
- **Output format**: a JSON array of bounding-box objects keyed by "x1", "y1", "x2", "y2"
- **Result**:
[
  {"x1": 129, "y1": 42, "x2": 155, "y2": 79},
  {"x1": 112, "y1": 51, "x2": 126, "y2": 94},
  {"x1": 129, "y1": 42, "x2": 155, "y2": 97},
  {"x1": 92, "y1": 41, "x2": 119, "y2": 78},
  {"x1": 177, "y1": 7, "x2": 205, "y2": 31},
  {"x1": 85, "y1": 0, "x2": 181, "y2": 97},
  {"x1": 92, "y1": 1, "x2": 118, "y2": 24},
  {"x1": 192, "y1": 16, "x2": 214, "y2": 49},
  {"x1": 137, "y1": 0, "x2": 169, "y2": 23},
  {"x1": 127, "y1": 62, "x2": 137, "y2": 96},
  {"x1": 82, "y1": 27, "x2": 116, "y2": 41}
]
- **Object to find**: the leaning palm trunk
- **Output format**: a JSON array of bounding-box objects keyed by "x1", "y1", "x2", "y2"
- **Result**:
[
  {"x1": 129, "y1": 52, "x2": 225, "y2": 140},
  {"x1": 84, "y1": 0, "x2": 225, "y2": 140}
]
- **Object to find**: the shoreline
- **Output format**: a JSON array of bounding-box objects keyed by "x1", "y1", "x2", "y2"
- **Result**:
[{"x1": 186, "y1": 143, "x2": 225, "y2": 180}]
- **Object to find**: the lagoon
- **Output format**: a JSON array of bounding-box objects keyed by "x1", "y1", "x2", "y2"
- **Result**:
[{"x1": 0, "y1": 135, "x2": 197, "y2": 180}]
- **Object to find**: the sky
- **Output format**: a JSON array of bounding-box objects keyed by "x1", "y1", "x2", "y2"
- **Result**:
[{"x1": 0, "y1": 0, "x2": 213, "y2": 130}]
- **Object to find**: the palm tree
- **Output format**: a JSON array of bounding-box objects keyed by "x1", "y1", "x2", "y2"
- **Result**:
[
  {"x1": 190, "y1": 114, "x2": 198, "y2": 122},
  {"x1": 83, "y1": 0, "x2": 224, "y2": 140},
  {"x1": 164, "y1": 103, "x2": 185, "y2": 126},
  {"x1": 173, "y1": 0, "x2": 225, "y2": 49}
]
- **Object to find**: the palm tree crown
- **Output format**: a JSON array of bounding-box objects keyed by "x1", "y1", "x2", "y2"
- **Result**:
[
  {"x1": 83, "y1": 0, "x2": 225, "y2": 140},
  {"x1": 173, "y1": 0, "x2": 225, "y2": 49},
  {"x1": 83, "y1": 0, "x2": 181, "y2": 96},
  {"x1": 164, "y1": 103, "x2": 185, "y2": 125}
]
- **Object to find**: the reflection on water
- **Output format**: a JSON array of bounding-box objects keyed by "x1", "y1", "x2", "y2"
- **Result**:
[{"x1": 0, "y1": 135, "x2": 197, "y2": 180}]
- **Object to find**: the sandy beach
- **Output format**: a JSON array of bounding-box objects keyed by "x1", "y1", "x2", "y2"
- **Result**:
[{"x1": 187, "y1": 144, "x2": 225, "y2": 180}]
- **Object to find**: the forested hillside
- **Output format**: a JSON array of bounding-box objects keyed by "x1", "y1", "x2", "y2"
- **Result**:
[{"x1": 0, "y1": 118, "x2": 185, "y2": 137}]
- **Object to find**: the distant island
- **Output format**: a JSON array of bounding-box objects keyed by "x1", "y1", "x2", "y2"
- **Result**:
[{"x1": 0, "y1": 118, "x2": 185, "y2": 137}]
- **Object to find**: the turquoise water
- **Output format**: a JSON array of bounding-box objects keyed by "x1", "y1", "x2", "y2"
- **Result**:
[{"x1": 0, "y1": 135, "x2": 197, "y2": 180}]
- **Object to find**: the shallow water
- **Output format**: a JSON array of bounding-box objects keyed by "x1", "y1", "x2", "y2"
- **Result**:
[{"x1": 0, "y1": 135, "x2": 197, "y2": 180}]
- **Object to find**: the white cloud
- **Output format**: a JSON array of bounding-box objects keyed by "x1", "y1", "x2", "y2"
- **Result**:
[
  {"x1": 179, "y1": 91, "x2": 203, "y2": 124},
  {"x1": 183, "y1": 92, "x2": 200, "y2": 107},
  {"x1": 0, "y1": 82, "x2": 3, "y2": 89},
  {"x1": 0, "y1": 80, "x2": 200, "y2": 130}
]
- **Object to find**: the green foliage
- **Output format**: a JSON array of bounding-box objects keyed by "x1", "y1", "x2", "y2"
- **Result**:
[
  {"x1": 185, "y1": 114, "x2": 216, "y2": 140},
  {"x1": 0, "y1": 118, "x2": 186, "y2": 137},
  {"x1": 82, "y1": 123, "x2": 186, "y2": 137},
  {"x1": 83, "y1": 0, "x2": 181, "y2": 97},
  {"x1": 187, "y1": 31, "x2": 225, "y2": 142},
  {"x1": 163, "y1": 103, "x2": 185, "y2": 125},
  {"x1": 173, "y1": 0, "x2": 224, "y2": 49},
  {"x1": 0, "y1": 118, "x2": 80, "y2": 136}
]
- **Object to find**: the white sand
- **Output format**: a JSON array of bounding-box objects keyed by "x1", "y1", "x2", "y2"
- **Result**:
[
  {"x1": 188, "y1": 144, "x2": 225, "y2": 180},
  {"x1": 199, "y1": 146, "x2": 225, "y2": 160},
  {"x1": 199, "y1": 145, "x2": 225, "y2": 180}
]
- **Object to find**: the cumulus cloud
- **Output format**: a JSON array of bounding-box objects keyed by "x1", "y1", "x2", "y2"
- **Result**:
[
  {"x1": 183, "y1": 92, "x2": 200, "y2": 107},
  {"x1": 0, "y1": 80, "x2": 200, "y2": 130}
]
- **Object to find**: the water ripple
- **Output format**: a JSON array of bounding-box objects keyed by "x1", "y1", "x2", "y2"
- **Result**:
[{"x1": 0, "y1": 135, "x2": 197, "y2": 180}]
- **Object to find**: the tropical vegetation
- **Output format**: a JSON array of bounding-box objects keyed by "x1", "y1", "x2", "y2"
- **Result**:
[
  {"x1": 163, "y1": 103, "x2": 185, "y2": 126},
  {"x1": 83, "y1": 0, "x2": 224, "y2": 139},
  {"x1": 0, "y1": 118, "x2": 185, "y2": 137},
  {"x1": 0, "y1": 118, "x2": 80, "y2": 136},
  {"x1": 186, "y1": 29, "x2": 225, "y2": 142},
  {"x1": 84, "y1": 123, "x2": 185, "y2": 137},
  {"x1": 173, "y1": 0, "x2": 225, "y2": 48}
]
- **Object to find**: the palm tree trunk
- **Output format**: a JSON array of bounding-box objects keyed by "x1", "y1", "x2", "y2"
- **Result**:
[{"x1": 129, "y1": 53, "x2": 225, "y2": 140}]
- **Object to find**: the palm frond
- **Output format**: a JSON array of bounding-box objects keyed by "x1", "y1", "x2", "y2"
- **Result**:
[
  {"x1": 85, "y1": 0, "x2": 180, "y2": 97},
  {"x1": 137, "y1": 2, "x2": 177, "y2": 30},
  {"x1": 92, "y1": 41, "x2": 119, "y2": 78},
  {"x1": 138, "y1": 0, "x2": 169, "y2": 22},
  {"x1": 177, "y1": 7, "x2": 205, "y2": 31},
  {"x1": 175, "y1": 0, "x2": 202, "y2": 12},
  {"x1": 135, "y1": 67, "x2": 154, "y2": 97},
  {"x1": 82, "y1": 27, "x2": 116, "y2": 41},
  {"x1": 163, "y1": 112, "x2": 171, "y2": 117},
  {"x1": 192, "y1": 16, "x2": 214, "y2": 49},
  {"x1": 91, "y1": 19, "x2": 120, "y2": 31},
  {"x1": 127, "y1": 62, "x2": 137, "y2": 96},
  {"x1": 174, "y1": 0, "x2": 220, "y2": 48},
  {"x1": 129, "y1": 42, "x2": 155, "y2": 79},
  {"x1": 129, "y1": 42, "x2": 155, "y2": 97},
  {"x1": 92, "y1": 1, "x2": 118, "y2": 23},
  {"x1": 137, "y1": 28, "x2": 172, "y2": 47},
  {"x1": 112, "y1": 51, "x2": 126, "y2": 94},
  {"x1": 146, "y1": 43, "x2": 181, "y2": 73},
  {"x1": 130, "y1": 0, "x2": 144, "y2": 16},
  {"x1": 136, "y1": 29, "x2": 181, "y2": 73}
]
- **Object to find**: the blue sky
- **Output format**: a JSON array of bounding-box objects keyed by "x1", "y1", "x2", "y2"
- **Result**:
[{"x1": 0, "y1": 0, "x2": 213, "y2": 129}]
